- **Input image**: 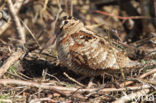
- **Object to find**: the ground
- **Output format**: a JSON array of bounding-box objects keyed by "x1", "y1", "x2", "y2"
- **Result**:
[{"x1": 0, "y1": 0, "x2": 156, "y2": 103}]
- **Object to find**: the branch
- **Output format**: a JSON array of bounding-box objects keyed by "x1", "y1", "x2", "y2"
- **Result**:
[
  {"x1": 113, "y1": 88, "x2": 150, "y2": 103},
  {"x1": 0, "y1": 0, "x2": 24, "y2": 36},
  {"x1": 94, "y1": 10, "x2": 149, "y2": 20},
  {"x1": 0, "y1": 79, "x2": 150, "y2": 93},
  {"x1": 120, "y1": 68, "x2": 156, "y2": 87},
  {"x1": 0, "y1": 48, "x2": 24, "y2": 77},
  {"x1": 0, "y1": 79, "x2": 71, "y2": 97},
  {"x1": 7, "y1": 0, "x2": 25, "y2": 45},
  {"x1": 0, "y1": 0, "x2": 26, "y2": 78}
]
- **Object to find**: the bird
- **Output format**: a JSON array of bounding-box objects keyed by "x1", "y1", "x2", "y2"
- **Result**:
[{"x1": 56, "y1": 16, "x2": 140, "y2": 77}]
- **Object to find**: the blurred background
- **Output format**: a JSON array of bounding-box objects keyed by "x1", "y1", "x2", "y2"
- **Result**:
[{"x1": 0, "y1": 0, "x2": 155, "y2": 47}]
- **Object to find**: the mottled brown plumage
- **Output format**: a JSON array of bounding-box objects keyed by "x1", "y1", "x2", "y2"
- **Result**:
[{"x1": 56, "y1": 16, "x2": 139, "y2": 76}]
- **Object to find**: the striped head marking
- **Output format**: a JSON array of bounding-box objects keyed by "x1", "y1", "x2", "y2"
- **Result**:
[{"x1": 59, "y1": 16, "x2": 84, "y2": 32}]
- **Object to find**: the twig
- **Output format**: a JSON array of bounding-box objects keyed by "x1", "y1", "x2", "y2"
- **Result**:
[
  {"x1": 135, "y1": 78, "x2": 156, "y2": 86},
  {"x1": 45, "y1": 72, "x2": 60, "y2": 82},
  {"x1": 0, "y1": 79, "x2": 150, "y2": 93},
  {"x1": 70, "y1": 0, "x2": 73, "y2": 16},
  {"x1": 0, "y1": 99, "x2": 12, "y2": 103},
  {"x1": 120, "y1": 68, "x2": 156, "y2": 87},
  {"x1": 0, "y1": 79, "x2": 70, "y2": 97},
  {"x1": 20, "y1": 19, "x2": 41, "y2": 47},
  {"x1": 0, "y1": 0, "x2": 7, "y2": 10},
  {"x1": 113, "y1": 88, "x2": 150, "y2": 103},
  {"x1": 40, "y1": 0, "x2": 62, "y2": 52},
  {"x1": 0, "y1": 0, "x2": 24, "y2": 35},
  {"x1": 65, "y1": 0, "x2": 73, "y2": 16},
  {"x1": 7, "y1": 0, "x2": 25, "y2": 45},
  {"x1": 107, "y1": 74, "x2": 155, "y2": 102},
  {"x1": 106, "y1": 29, "x2": 126, "y2": 89},
  {"x1": 0, "y1": 48, "x2": 24, "y2": 78},
  {"x1": 0, "y1": 0, "x2": 26, "y2": 78},
  {"x1": 29, "y1": 98, "x2": 60, "y2": 103},
  {"x1": 63, "y1": 72, "x2": 85, "y2": 87},
  {"x1": 139, "y1": 68, "x2": 156, "y2": 78},
  {"x1": 40, "y1": 0, "x2": 49, "y2": 20},
  {"x1": 94, "y1": 10, "x2": 149, "y2": 20}
]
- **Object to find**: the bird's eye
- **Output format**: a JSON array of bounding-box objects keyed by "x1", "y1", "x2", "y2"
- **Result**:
[{"x1": 64, "y1": 21, "x2": 68, "y2": 25}]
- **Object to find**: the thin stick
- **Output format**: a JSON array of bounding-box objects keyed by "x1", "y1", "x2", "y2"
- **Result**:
[
  {"x1": 120, "y1": 68, "x2": 156, "y2": 87},
  {"x1": 40, "y1": 0, "x2": 49, "y2": 20},
  {"x1": 113, "y1": 88, "x2": 150, "y2": 103},
  {"x1": 0, "y1": 79, "x2": 69, "y2": 97},
  {"x1": 20, "y1": 19, "x2": 41, "y2": 47},
  {"x1": 65, "y1": 0, "x2": 73, "y2": 16},
  {"x1": 0, "y1": 99, "x2": 12, "y2": 103},
  {"x1": 106, "y1": 28, "x2": 126, "y2": 89},
  {"x1": 0, "y1": 0, "x2": 24, "y2": 35},
  {"x1": 7, "y1": 0, "x2": 25, "y2": 45},
  {"x1": 69, "y1": 0, "x2": 73, "y2": 16},
  {"x1": 40, "y1": 0, "x2": 62, "y2": 52},
  {"x1": 0, "y1": 49, "x2": 24, "y2": 77},
  {"x1": 29, "y1": 98, "x2": 61, "y2": 103},
  {"x1": 63, "y1": 72, "x2": 85, "y2": 87},
  {"x1": 0, "y1": 79, "x2": 150, "y2": 93},
  {"x1": 0, "y1": 0, "x2": 26, "y2": 78},
  {"x1": 94, "y1": 10, "x2": 149, "y2": 20}
]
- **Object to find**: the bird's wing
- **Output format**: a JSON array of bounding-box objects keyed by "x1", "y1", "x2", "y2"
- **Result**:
[{"x1": 68, "y1": 30, "x2": 129, "y2": 70}]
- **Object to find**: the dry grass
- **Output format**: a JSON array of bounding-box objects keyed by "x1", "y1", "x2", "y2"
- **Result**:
[{"x1": 0, "y1": 0, "x2": 156, "y2": 102}]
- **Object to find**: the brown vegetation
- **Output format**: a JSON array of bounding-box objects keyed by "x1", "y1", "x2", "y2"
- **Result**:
[{"x1": 0, "y1": 0, "x2": 156, "y2": 102}]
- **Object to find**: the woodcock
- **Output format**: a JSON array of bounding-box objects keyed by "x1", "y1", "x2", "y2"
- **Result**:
[{"x1": 56, "y1": 16, "x2": 140, "y2": 76}]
